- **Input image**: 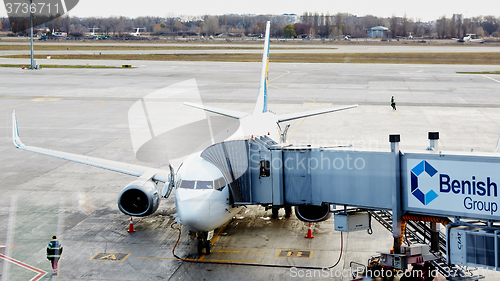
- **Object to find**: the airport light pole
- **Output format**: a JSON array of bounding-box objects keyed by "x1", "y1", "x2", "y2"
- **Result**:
[{"x1": 30, "y1": 0, "x2": 34, "y2": 69}]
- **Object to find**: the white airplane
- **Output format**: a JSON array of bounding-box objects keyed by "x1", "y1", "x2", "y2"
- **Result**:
[
  {"x1": 129, "y1": 28, "x2": 145, "y2": 37},
  {"x1": 12, "y1": 21, "x2": 357, "y2": 255},
  {"x1": 458, "y1": 34, "x2": 483, "y2": 43},
  {"x1": 88, "y1": 27, "x2": 100, "y2": 37}
]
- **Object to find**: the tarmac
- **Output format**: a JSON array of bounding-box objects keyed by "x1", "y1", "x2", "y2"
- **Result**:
[{"x1": 1, "y1": 56, "x2": 500, "y2": 280}]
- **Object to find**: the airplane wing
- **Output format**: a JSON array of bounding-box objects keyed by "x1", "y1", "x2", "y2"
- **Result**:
[
  {"x1": 12, "y1": 111, "x2": 169, "y2": 182},
  {"x1": 277, "y1": 104, "x2": 358, "y2": 122},
  {"x1": 183, "y1": 102, "x2": 249, "y2": 119}
]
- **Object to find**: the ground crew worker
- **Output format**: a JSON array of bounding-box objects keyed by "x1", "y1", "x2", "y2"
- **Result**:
[
  {"x1": 47, "y1": 235, "x2": 63, "y2": 275},
  {"x1": 391, "y1": 96, "x2": 396, "y2": 110}
]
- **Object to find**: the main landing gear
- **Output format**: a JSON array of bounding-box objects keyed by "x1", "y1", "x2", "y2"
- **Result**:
[{"x1": 196, "y1": 231, "x2": 211, "y2": 255}]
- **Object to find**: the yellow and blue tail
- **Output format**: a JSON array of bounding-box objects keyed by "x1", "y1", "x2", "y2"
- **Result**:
[{"x1": 252, "y1": 21, "x2": 271, "y2": 116}]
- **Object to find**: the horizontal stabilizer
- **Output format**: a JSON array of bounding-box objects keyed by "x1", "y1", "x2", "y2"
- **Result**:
[
  {"x1": 183, "y1": 102, "x2": 249, "y2": 119},
  {"x1": 12, "y1": 111, "x2": 169, "y2": 182},
  {"x1": 277, "y1": 104, "x2": 358, "y2": 122}
]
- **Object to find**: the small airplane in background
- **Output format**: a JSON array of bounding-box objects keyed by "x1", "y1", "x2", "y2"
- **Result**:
[
  {"x1": 88, "y1": 27, "x2": 100, "y2": 37},
  {"x1": 12, "y1": 21, "x2": 357, "y2": 255},
  {"x1": 129, "y1": 28, "x2": 145, "y2": 37},
  {"x1": 457, "y1": 34, "x2": 483, "y2": 43}
]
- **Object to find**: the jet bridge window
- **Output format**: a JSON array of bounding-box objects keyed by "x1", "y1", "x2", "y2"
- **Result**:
[
  {"x1": 196, "y1": 181, "x2": 213, "y2": 189},
  {"x1": 180, "y1": 180, "x2": 195, "y2": 189},
  {"x1": 214, "y1": 178, "x2": 226, "y2": 191}
]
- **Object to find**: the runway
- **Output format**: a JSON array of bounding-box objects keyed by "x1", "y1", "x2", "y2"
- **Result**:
[{"x1": 1, "y1": 59, "x2": 500, "y2": 280}]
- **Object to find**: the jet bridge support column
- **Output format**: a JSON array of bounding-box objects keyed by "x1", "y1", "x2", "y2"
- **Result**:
[
  {"x1": 390, "y1": 134, "x2": 402, "y2": 254},
  {"x1": 428, "y1": 132, "x2": 440, "y2": 252}
]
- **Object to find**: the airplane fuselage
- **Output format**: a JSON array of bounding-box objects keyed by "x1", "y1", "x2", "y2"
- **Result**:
[{"x1": 174, "y1": 112, "x2": 280, "y2": 232}]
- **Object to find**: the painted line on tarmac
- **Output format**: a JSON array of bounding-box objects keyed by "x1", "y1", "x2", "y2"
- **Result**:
[
  {"x1": 210, "y1": 221, "x2": 230, "y2": 246},
  {"x1": 137, "y1": 257, "x2": 177, "y2": 260},
  {"x1": 90, "y1": 252, "x2": 131, "y2": 262},
  {"x1": 185, "y1": 258, "x2": 262, "y2": 263},
  {"x1": 137, "y1": 256, "x2": 262, "y2": 263},
  {"x1": 211, "y1": 250, "x2": 266, "y2": 254},
  {"x1": 483, "y1": 75, "x2": 500, "y2": 84},
  {"x1": 0, "y1": 253, "x2": 47, "y2": 281},
  {"x1": 0, "y1": 101, "x2": 36, "y2": 110}
]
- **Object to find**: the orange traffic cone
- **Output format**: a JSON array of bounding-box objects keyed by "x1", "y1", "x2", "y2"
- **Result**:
[
  {"x1": 127, "y1": 217, "x2": 136, "y2": 233},
  {"x1": 305, "y1": 222, "x2": 314, "y2": 238}
]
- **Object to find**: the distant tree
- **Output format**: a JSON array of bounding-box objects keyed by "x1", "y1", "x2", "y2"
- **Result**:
[
  {"x1": 480, "y1": 16, "x2": 500, "y2": 36},
  {"x1": 1, "y1": 18, "x2": 10, "y2": 31},
  {"x1": 335, "y1": 12, "x2": 343, "y2": 35},
  {"x1": 402, "y1": 13, "x2": 408, "y2": 37},
  {"x1": 256, "y1": 21, "x2": 266, "y2": 34},
  {"x1": 56, "y1": 15, "x2": 62, "y2": 31},
  {"x1": 160, "y1": 22, "x2": 167, "y2": 28},
  {"x1": 271, "y1": 18, "x2": 285, "y2": 38},
  {"x1": 325, "y1": 13, "x2": 331, "y2": 37},
  {"x1": 436, "y1": 15, "x2": 447, "y2": 38},
  {"x1": 204, "y1": 15, "x2": 219, "y2": 36},
  {"x1": 64, "y1": 15, "x2": 71, "y2": 34},
  {"x1": 493, "y1": 31, "x2": 500, "y2": 37},
  {"x1": 293, "y1": 23, "x2": 310, "y2": 37},
  {"x1": 455, "y1": 14, "x2": 463, "y2": 38},
  {"x1": 283, "y1": 24, "x2": 296, "y2": 37},
  {"x1": 362, "y1": 15, "x2": 382, "y2": 29},
  {"x1": 173, "y1": 21, "x2": 184, "y2": 32},
  {"x1": 390, "y1": 15, "x2": 397, "y2": 38},
  {"x1": 450, "y1": 14, "x2": 457, "y2": 38}
]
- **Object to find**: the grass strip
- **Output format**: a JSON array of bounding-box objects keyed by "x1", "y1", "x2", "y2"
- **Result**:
[
  {"x1": 0, "y1": 45, "x2": 337, "y2": 51},
  {"x1": 456, "y1": 71, "x2": 500, "y2": 74},
  {"x1": 3, "y1": 52, "x2": 500, "y2": 64},
  {"x1": 0, "y1": 64, "x2": 127, "y2": 68}
]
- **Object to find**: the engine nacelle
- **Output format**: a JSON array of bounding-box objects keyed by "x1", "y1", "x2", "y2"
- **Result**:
[
  {"x1": 294, "y1": 204, "x2": 331, "y2": 223},
  {"x1": 118, "y1": 179, "x2": 160, "y2": 216}
]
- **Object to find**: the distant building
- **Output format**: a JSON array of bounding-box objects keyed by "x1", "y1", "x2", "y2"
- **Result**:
[
  {"x1": 282, "y1": 14, "x2": 299, "y2": 25},
  {"x1": 367, "y1": 26, "x2": 389, "y2": 38}
]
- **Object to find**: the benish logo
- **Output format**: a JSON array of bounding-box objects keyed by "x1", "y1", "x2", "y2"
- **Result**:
[{"x1": 410, "y1": 160, "x2": 439, "y2": 205}]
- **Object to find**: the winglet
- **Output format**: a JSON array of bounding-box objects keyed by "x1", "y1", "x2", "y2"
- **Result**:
[{"x1": 12, "y1": 110, "x2": 24, "y2": 148}]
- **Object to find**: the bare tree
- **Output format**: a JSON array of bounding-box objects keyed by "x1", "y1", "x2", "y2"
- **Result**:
[
  {"x1": 204, "y1": 15, "x2": 219, "y2": 36},
  {"x1": 63, "y1": 15, "x2": 71, "y2": 34},
  {"x1": 390, "y1": 15, "x2": 397, "y2": 38},
  {"x1": 402, "y1": 13, "x2": 408, "y2": 37},
  {"x1": 436, "y1": 16, "x2": 447, "y2": 38}
]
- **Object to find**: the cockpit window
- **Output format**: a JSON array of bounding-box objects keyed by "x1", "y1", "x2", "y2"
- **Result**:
[
  {"x1": 214, "y1": 178, "x2": 226, "y2": 191},
  {"x1": 196, "y1": 181, "x2": 213, "y2": 189},
  {"x1": 180, "y1": 180, "x2": 195, "y2": 189}
]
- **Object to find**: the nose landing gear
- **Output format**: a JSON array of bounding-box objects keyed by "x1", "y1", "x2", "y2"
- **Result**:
[{"x1": 197, "y1": 231, "x2": 211, "y2": 255}]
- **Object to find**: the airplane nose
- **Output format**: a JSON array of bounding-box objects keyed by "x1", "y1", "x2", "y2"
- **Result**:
[{"x1": 175, "y1": 190, "x2": 212, "y2": 231}]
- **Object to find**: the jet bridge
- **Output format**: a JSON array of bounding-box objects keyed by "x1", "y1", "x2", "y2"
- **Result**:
[
  {"x1": 200, "y1": 133, "x2": 500, "y2": 275},
  {"x1": 201, "y1": 135, "x2": 500, "y2": 221},
  {"x1": 201, "y1": 136, "x2": 396, "y2": 209}
]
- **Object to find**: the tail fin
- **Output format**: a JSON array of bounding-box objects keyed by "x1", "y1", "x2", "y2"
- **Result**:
[{"x1": 252, "y1": 21, "x2": 271, "y2": 116}]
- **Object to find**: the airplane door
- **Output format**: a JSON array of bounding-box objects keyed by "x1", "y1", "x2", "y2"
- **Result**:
[{"x1": 250, "y1": 149, "x2": 273, "y2": 204}]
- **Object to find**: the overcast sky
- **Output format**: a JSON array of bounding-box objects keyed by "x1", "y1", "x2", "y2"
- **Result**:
[{"x1": 1, "y1": 0, "x2": 499, "y2": 21}]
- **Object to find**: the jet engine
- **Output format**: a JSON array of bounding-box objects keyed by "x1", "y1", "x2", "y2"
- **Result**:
[
  {"x1": 118, "y1": 179, "x2": 160, "y2": 216},
  {"x1": 294, "y1": 204, "x2": 331, "y2": 222}
]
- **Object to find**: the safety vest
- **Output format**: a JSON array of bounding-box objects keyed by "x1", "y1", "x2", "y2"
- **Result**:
[{"x1": 47, "y1": 239, "x2": 63, "y2": 258}]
